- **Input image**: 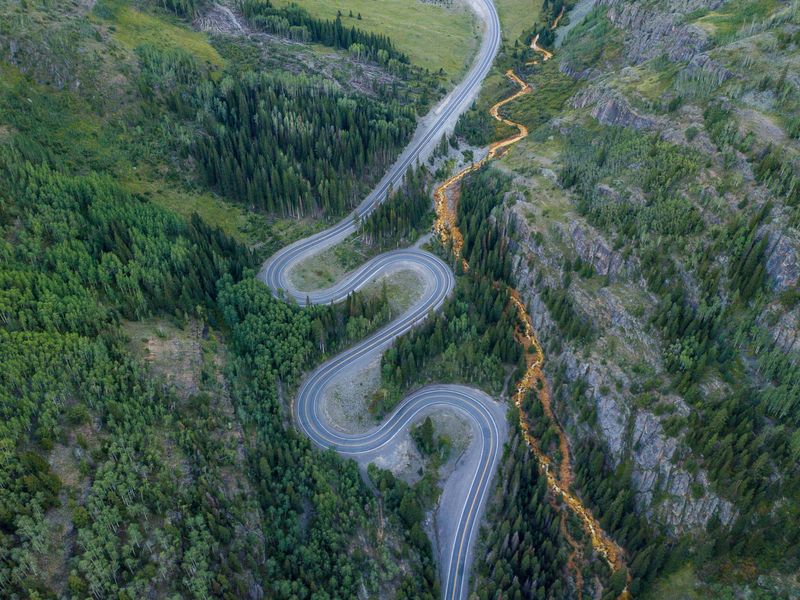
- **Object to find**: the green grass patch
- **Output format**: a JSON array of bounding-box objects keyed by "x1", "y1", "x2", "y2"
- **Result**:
[
  {"x1": 127, "y1": 177, "x2": 323, "y2": 257},
  {"x1": 362, "y1": 269, "x2": 425, "y2": 315},
  {"x1": 644, "y1": 564, "x2": 701, "y2": 600},
  {"x1": 0, "y1": 63, "x2": 119, "y2": 173},
  {"x1": 621, "y1": 56, "x2": 681, "y2": 107},
  {"x1": 270, "y1": 0, "x2": 477, "y2": 80},
  {"x1": 289, "y1": 235, "x2": 373, "y2": 291},
  {"x1": 497, "y1": 0, "x2": 543, "y2": 44},
  {"x1": 559, "y1": 5, "x2": 623, "y2": 73},
  {"x1": 288, "y1": 237, "x2": 427, "y2": 299},
  {"x1": 507, "y1": 60, "x2": 577, "y2": 130},
  {"x1": 689, "y1": 0, "x2": 780, "y2": 44},
  {"x1": 93, "y1": 0, "x2": 223, "y2": 68},
  {"x1": 499, "y1": 144, "x2": 573, "y2": 223}
]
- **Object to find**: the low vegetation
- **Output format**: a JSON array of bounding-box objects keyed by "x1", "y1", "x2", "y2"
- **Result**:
[{"x1": 268, "y1": 0, "x2": 479, "y2": 80}]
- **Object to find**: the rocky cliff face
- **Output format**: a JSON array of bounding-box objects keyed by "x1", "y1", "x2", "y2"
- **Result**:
[
  {"x1": 597, "y1": 0, "x2": 724, "y2": 64},
  {"x1": 562, "y1": 220, "x2": 632, "y2": 280},
  {"x1": 766, "y1": 228, "x2": 800, "y2": 292},
  {"x1": 572, "y1": 85, "x2": 659, "y2": 130},
  {"x1": 769, "y1": 306, "x2": 800, "y2": 354},
  {"x1": 506, "y1": 190, "x2": 734, "y2": 533},
  {"x1": 502, "y1": 0, "x2": 800, "y2": 556}
]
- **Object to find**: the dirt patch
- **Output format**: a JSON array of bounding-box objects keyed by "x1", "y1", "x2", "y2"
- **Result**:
[
  {"x1": 0, "y1": 124, "x2": 15, "y2": 142},
  {"x1": 363, "y1": 268, "x2": 426, "y2": 315},
  {"x1": 429, "y1": 410, "x2": 472, "y2": 460},
  {"x1": 323, "y1": 355, "x2": 382, "y2": 433},
  {"x1": 37, "y1": 503, "x2": 74, "y2": 597},
  {"x1": 48, "y1": 443, "x2": 83, "y2": 490},
  {"x1": 737, "y1": 107, "x2": 787, "y2": 144},
  {"x1": 123, "y1": 318, "x2": 204, "y2": 398},
  {"x1": 44, "y1": 437, "x2": 96, "y2": 597},
  {"x1": 372, "y1": 437, "x2": 424, "y2": 483}
]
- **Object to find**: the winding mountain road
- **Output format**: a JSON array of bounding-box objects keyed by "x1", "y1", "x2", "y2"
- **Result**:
[{"x1": 258, "y1": 1, "x2": 505, "y2": 598}]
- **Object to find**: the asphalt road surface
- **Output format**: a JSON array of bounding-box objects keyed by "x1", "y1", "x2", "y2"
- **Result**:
[{"x1": 259, "y1": 1, "x2": 506, "y2": 598}]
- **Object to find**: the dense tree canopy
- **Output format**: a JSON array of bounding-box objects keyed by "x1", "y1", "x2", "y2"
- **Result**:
[
  {"x1": 360, "y1": 165, "x2": 433, "y2": 249},
  {"x1": 193, "y1": 71, "x2": 414, "y2": 217},
  {"x1": 0, "y1": 144, "x2": 256, "y2": 596}
]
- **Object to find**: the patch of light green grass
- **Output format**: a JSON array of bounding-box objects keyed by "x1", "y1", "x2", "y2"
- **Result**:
[
  {"x1": 643, "y1": 564, "x2": 701, "y2": 600},
  {"x1": 560, "y1": 5, "x2": 623, "y2": 72},
  {"x1": 271, "y1": 0, "x2": 477, "y2": 81},
  {"x1": 362, "y1": 269, "x2": 425, "y2": 314},
  {"x1": 0, "y1": 63, "x2": 118, "y2": 173},
  {"x1": 289, "y1": 235, "x2": 372, "y2": 291},
  {"x1": 689, "y1": 0, "x2": 780, "y2": 44},
  {"x1": 496, "y1": 0, "x2": 543, "y2": 44},
  {"x1": 130, "y1": 180, "x2": 253, "y2": 242},
  {"x1": 93, "y1": 0, "x2": 223, "y2": 68},
  {"x1": 506, "y1": 61, "x2": 577, "y2": 130},
  {"x1": 128, "y1": 178, "x2": 324, "y2": 257},
  {"x1": 621, "y1": 56, "x2": 680, "y2": 106}
]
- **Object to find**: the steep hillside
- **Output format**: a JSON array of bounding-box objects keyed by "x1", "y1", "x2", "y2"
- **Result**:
[
  {"x1": 0, "y1": 0, "x2": 450, "y2": 597},
  {"x1": 453, "y1": 0, "x2": 800, "y2": 596}
]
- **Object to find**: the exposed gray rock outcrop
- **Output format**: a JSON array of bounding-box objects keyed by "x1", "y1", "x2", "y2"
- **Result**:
[
  {"x1": 767, "y1": 307, "x2": 800, "y2": 354},
  {"x1": 559, "y1": 60, "x2": 595, "y2": 81},
  {"x1": 598, "y1": 0, "x2": 724, "y2": 64},
  {"x1": 563, "y1": 221, "x2": 628, "y2": 280},
  {"x1": 507, "y1": 192, "x2": 734, "y2": 534},
  {"x1": 687, "y1": 52, "x2": 734, "y2": 85},
  {"x1": 595, "y1": 0, "x2": 732, "y2": 89},
  {"x1": 766, "y1": 229, "x2": 800, "y2": 291},
  {"x1": 572, "y1": 86, "x2": 658, "y2": 130},
  {"x1": 631, "y1": 411, "x2": 734, "y2": 529}
]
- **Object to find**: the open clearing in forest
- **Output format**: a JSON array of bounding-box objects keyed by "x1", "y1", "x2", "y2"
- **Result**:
[
  {"x1": 362, "y1": 268, "x2": 426, "y2": 314},
  {"x1": 270, "y1": 0, "x2": 479, "y2": 80},
  {"x1": 497, "y1": 0, "x2": 543, "y2": 44},
  {"x1": 289, "y1": 236, "x2": 372, "y2": 291},
  {"x1": 93, "y1": 0, "x2": 224, "y2": 67}
]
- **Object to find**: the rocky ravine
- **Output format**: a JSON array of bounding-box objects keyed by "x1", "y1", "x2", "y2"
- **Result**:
[
  {"x1": 503, "y1": 180, "x2": 734, "y2": 533},
  {"x1": 496, "y1": 0, "x2": 800, "y2": 539}
]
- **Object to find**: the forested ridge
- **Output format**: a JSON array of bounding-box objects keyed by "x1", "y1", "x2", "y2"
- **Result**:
[
  {"x1": 359, "y1": 165, "x2": 434, "y2": 249},
  {"x1": 150, "y1": 0, "x2": 207, "y2": 17},
  {"x1": 0, "y1": 144, "x2": 255, "y2": 595},
  {"x1": 0, "y1": 136, "x2": 428, "y2": 596},
  {"x1": 472, "y1": 431, "x2": 571, "y2": 600},
  {"x1": 134, "y1": 37, "x2": 416, "y2": 220},
  {"x1": 0, "y1": 0, "x2": 440, "y2": 596},
  {"x1": 217, "y1": 276, "x2": 438, "y2": 599}
]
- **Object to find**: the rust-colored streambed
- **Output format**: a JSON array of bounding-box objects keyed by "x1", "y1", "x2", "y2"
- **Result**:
[{"x1": 433, "y1": 61, "x2": 631, "y2": 598}]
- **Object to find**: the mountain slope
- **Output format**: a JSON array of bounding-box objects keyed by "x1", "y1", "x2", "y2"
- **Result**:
[{"x1": 464, "y1": 0, "x2": 800, "y2": 596}]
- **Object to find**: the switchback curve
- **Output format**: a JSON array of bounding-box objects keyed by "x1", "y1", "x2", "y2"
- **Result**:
[{"x1": 258, "y1": 0, "x2": 508, "y2": 598}]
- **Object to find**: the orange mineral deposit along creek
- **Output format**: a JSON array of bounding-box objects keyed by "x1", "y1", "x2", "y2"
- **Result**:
[{"x1": 433, "y1": 68, "x2": 631, "y2": 598}]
